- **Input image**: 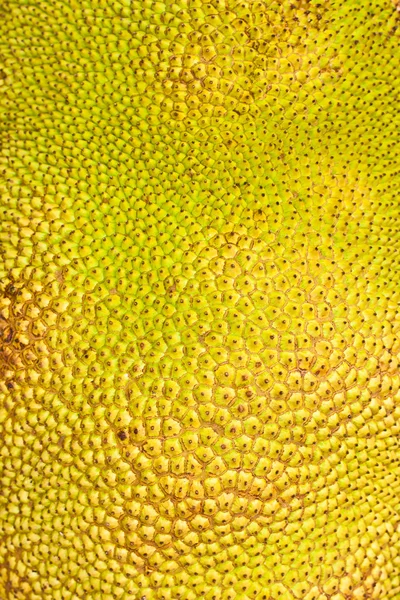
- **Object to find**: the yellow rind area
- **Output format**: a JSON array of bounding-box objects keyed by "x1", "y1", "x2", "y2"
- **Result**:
[{"x1": 1, "y1": 0, "x2": 400, "y2": 599}]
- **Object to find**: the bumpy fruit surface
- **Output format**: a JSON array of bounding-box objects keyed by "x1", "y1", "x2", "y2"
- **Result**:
[{"x1": 1, "y1": 1, "x2": 400, "y2": 599}]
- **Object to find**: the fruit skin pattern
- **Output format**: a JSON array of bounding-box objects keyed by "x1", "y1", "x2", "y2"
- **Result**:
[{"x1": 1, "y1": 0, "x2": 400, "y2": 599}]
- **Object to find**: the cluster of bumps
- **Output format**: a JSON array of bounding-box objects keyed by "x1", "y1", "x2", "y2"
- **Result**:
[{"x1": 1, "y1": 0, "x2": 400, "y2": 599}]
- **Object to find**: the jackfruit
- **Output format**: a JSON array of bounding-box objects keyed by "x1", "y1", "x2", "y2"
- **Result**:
[{"x1": 1, "y1": 0, "x2": 400, "y2": 598}]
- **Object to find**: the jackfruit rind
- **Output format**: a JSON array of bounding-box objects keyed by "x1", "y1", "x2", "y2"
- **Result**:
[{"x1": 1, "y1": 0, "x2": 400, "y2": 599}]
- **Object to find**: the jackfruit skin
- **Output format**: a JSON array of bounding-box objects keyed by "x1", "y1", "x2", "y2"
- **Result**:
[{"x1": 1, "y1": 0, "x2": 400, "y2": 598}]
